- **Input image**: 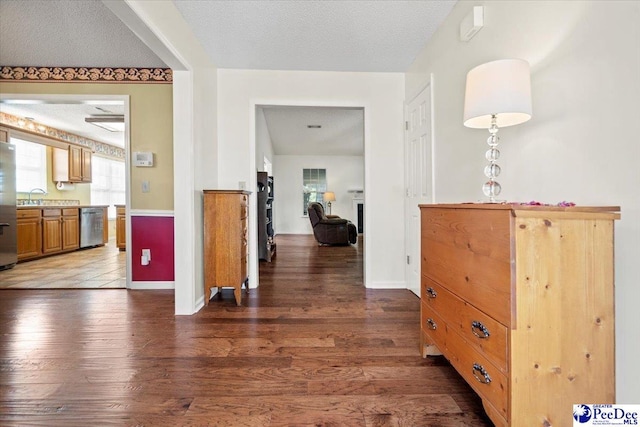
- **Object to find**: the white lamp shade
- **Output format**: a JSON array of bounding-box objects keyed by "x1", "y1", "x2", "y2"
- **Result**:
[
  {"x1": 463, "y1": 59, "x2": 532, "y2": 129},
  {"x1": 323, "y1": 191, "x2": 336, "y2": 202}
]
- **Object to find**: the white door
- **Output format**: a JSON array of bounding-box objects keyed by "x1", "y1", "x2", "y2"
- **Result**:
[{"x1": 404, "y1": 83, "x2": 433, "y2": 296}]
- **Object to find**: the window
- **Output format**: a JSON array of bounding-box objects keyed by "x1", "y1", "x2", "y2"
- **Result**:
[
  {"x1": 91, "y1": 156, "x2": 125, "y2": 219},
  {"x1": 303, "y1": 168, "x2": 326, "y2": 216},
  {"x1": 11, "y1": 137, "x2": 47, "y2": 193}
]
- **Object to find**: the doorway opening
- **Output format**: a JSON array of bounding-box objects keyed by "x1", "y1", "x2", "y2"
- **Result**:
[
  {"x1": 0, "y1": 94, "x2": 131, "y2": 289},
  {"x1": 252, "y1": 104, "x2": 366, "y2": 291}
]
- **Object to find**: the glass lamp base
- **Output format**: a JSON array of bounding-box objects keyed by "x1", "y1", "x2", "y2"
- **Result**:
[{"x1": 482, "y1": 180, "x2": 502, "y2": 203}]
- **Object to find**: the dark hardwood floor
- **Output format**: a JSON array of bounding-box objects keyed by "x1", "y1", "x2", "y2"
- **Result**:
[{"x1": 0, "y1": 234, "x2": 492, "y2": 426}]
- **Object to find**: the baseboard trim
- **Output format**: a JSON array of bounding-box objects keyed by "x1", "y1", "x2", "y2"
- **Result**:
[
  {"x1": 194, "y1": 295, "x2": 205, "y2": 313},
  {"x1": 365, "y1": 280, "x2": 406, "y2": 289},
  {"x1": 129, "y1": 281, "x2": 175, "y2": 290}
]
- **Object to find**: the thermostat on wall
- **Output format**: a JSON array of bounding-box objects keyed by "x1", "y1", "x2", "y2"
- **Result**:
[{"x1": 134, "y1": 152, "x2": 154, "y2": 167}]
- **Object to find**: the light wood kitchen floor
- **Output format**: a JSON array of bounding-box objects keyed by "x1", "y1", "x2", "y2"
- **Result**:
[{"x1": 0, "y1": 241, "x2": 125, "y2": 289}]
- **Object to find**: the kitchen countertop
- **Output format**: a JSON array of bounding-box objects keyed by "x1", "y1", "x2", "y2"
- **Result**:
[{"x1": 17, "y1": 205, "x2": 110, "y2": 209}]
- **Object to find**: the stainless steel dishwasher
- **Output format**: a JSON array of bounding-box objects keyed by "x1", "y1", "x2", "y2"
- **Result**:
[{"x1": 80, "y1": 207, "x2": 104, "y2": 248}]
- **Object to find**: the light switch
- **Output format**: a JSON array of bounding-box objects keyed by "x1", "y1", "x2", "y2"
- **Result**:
[{"x1": 142, "y1": 180, "x2": 150, "y2": 193}]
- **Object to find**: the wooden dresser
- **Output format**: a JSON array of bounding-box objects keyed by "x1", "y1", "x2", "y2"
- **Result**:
[
  {"x1": 419, "y1": 204, "x2": 619, "y2": 427},
  {"x1": 203, "y1": 190, "x2": 250, "y2": 306}
]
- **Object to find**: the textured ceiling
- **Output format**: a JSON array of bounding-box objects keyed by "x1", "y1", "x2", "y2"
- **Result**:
[
  {"x1": 0, "y1": 101, "x2": 125, "y2": 147},
  {"x1": 0, "y1": 0, "x2": 166, "y2": 67},
  {"x1": 0, "y1": 0, "x2": 456, "y2": 155},
  {"x1": 173, "y1": 0, "x2": 456, "y2": 72},
  {"x1": 262, "y1": 106, "x2": 363, "y2": 156}
]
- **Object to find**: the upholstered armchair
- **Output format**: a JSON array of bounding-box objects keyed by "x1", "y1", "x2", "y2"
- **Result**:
[{"x1": 307, "y1": 202, "x2": 357, "y2": 245}]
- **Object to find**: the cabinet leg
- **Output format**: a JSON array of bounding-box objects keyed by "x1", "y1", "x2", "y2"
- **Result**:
[
  {"x1": 233, "y1": 287, "x2": 241, "y2": 306},
  {"x1": 420, "y1": 330, "x2": 442, "y2": 358}
]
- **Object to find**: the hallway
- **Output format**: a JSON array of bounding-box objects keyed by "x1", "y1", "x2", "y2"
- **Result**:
[{"x1": 0, "y1": 235, "x2": 491, "y2": 426}]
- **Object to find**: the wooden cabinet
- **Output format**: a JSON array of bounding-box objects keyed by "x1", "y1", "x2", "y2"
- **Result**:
[
  {"x1": 62, "y1": 208, "x2": 80, "y2": 251},
  {"x1": 38, "y1": 208, "x2": 80, "y2": 255},
  {"x1": 16, "y1": 209, "x2": 41, "y2": 261},
  {"x1": 203, "y1": 190, "x2": 250, "y2": 306},
  {"x1": 419, "y1": 204, "x2": 619, "y2": 427},
  {"x1": 115, "y1": 205, "x2": 126, "y2": 250},
  {"x1": 42, "y1": 209, "x2": 63, "y2": 254},
  {"x1": 102, "y1": 207, "x2": 109, "y2": 244},
  {"x1": 257, "y1": 172, "x2": 276, "y2": 261},
  {"x1": 53, "y1": 146, "x2": 92, "y2": 183}
]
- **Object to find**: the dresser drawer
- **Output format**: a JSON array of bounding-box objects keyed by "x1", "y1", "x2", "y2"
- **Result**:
[
  {"x1": 421, "y1": 207, "x2": 513, "y2": 326},
  {"x1": 422, "y1": 276, "x2": 508, "y2": 373},
  {"x1": 422, "y1": 302, "x2": 508, "y2": 420}
]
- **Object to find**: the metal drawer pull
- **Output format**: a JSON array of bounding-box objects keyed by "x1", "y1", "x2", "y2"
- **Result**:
[
  {"x1": 472, "y1": 363, "x2": 492, "y2": 384},
  {"x1": 426, "y1": 287, "x2": 437, "y2": 298},
  {"x1": 471, "y1": 320, "x2": 490, "y2": 339},
  {"x1": 426, "y1": 318, "x2": 437, "y2": 330}
]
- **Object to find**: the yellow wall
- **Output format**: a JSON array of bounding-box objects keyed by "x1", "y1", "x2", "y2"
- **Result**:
[{"x1": 0, "y1": 82, "x2": 173, "y2": 211}]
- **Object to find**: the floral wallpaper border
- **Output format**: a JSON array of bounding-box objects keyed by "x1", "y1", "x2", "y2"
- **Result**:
[
  {"x1": 0, "y1": 112, "x2": 125, "y2": 160},
  {"x1": 0, "y1": 66, "x2": 172, "y2": 83}
]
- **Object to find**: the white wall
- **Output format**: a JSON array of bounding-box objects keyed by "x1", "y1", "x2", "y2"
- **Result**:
[
  {"x1": 217, "y1": 69, "x2": 405, "y2": 289},
  {"x1": 255, "y1": 107, "x2": 275, "y2": 172},
  {"x1": 274, "y1": 155, "x2": 364, "y2": 234},
  {"x1": 406, "y1": 0, "x2": 640, "y2": 403},
  {"x1": 120, "y1": 0, "x2": 218, "y2": 314}
]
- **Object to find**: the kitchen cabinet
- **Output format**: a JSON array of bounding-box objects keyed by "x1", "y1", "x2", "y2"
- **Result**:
[
  {"x1": 419, "y1": 204, "x2": 619, "y2": 426},
  {"x1": 42, "y1": 208, "x2": 79, "y2": 254},
  {"x1": 203, "y1": 190, "x2": 250, "y2": 306},
  {"x1": 17, "y1": 209, "x2": 41, "y2": 261},
  {"x1": 62, "y1": 208, "x2": 80, "y2": 251},
  {"x1": 42, "y1": 209, "x2": 63, "y2": 254},
  {"x1": 115, "y1": 205, "x2": 125, "y2": 250},
  {"x1": 53, "y1": 145, "x2": 92, "y2": 183},
  {"x1": 102, "y1": 207, "x2": 109, "y2": 244}
]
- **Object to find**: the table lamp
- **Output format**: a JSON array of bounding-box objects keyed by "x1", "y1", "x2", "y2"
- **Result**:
[
  {"x1": 323, "y1": 191, "x2": 336, "y2": 215},
  {"x1": 463, "y1": 59, "x2": 532, "y2": 202}
]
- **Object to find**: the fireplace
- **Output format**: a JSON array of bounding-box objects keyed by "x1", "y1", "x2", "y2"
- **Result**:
[{"x1": 352, "y1": 197, "x2": 364, "y2": 234}]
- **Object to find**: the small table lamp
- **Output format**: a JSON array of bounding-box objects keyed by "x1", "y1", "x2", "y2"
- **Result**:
[
  {"x1": 323, "y1": 191, "x2": 336, "y2": 215},
  {"x1": 463, "y1": 59, "x2": 532, "y2": 202}
]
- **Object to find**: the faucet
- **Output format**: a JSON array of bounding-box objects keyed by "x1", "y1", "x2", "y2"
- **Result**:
[{"x1": 28, "y1": 188, "x2": 47, "y2": 205}]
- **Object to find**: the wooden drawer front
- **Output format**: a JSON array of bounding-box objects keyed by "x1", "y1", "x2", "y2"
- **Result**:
[
  {"x1": 17, "y1": 209, "x2": 41, "y2": 219},
  {"x1": 42, "y1": 208, "x2": 62, "y2": 217},
  {"x1": 62, "y1": 208, "x2": 78, "y2": 217},
  {"x1": 422, "y1": 303, "x2": 508, "y2": 420},
  {"x1": 422, "y1": 277, "x2": 508, "y2": 373},
  {"x1": 421, "y1": 207, "x2": 513, "y2": 326}
]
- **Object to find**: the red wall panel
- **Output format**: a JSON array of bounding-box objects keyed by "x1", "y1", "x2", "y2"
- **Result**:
[{"x1": 131, "y1": 216, "x2": 174, "y2": 282}]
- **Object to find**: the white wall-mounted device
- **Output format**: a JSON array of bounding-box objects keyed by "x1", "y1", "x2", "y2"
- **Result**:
[
  {"x1": 134, "y1": 151, "x2": 154, "y2": 167},
  {"x1": 460, "y1": 6, "x2": 484, "y2": 42}
]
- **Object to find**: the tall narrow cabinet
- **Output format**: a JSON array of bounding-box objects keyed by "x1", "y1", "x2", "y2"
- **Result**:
[
  {"x1": 257, "y1": 172, "x2": 276, "y2": 261},
  {"x1": 203, "y1": 190, "x2": 250, "y2": 306},
  {"x1": 420, "y1": 204, "x2": 619, "y2": 427}
]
